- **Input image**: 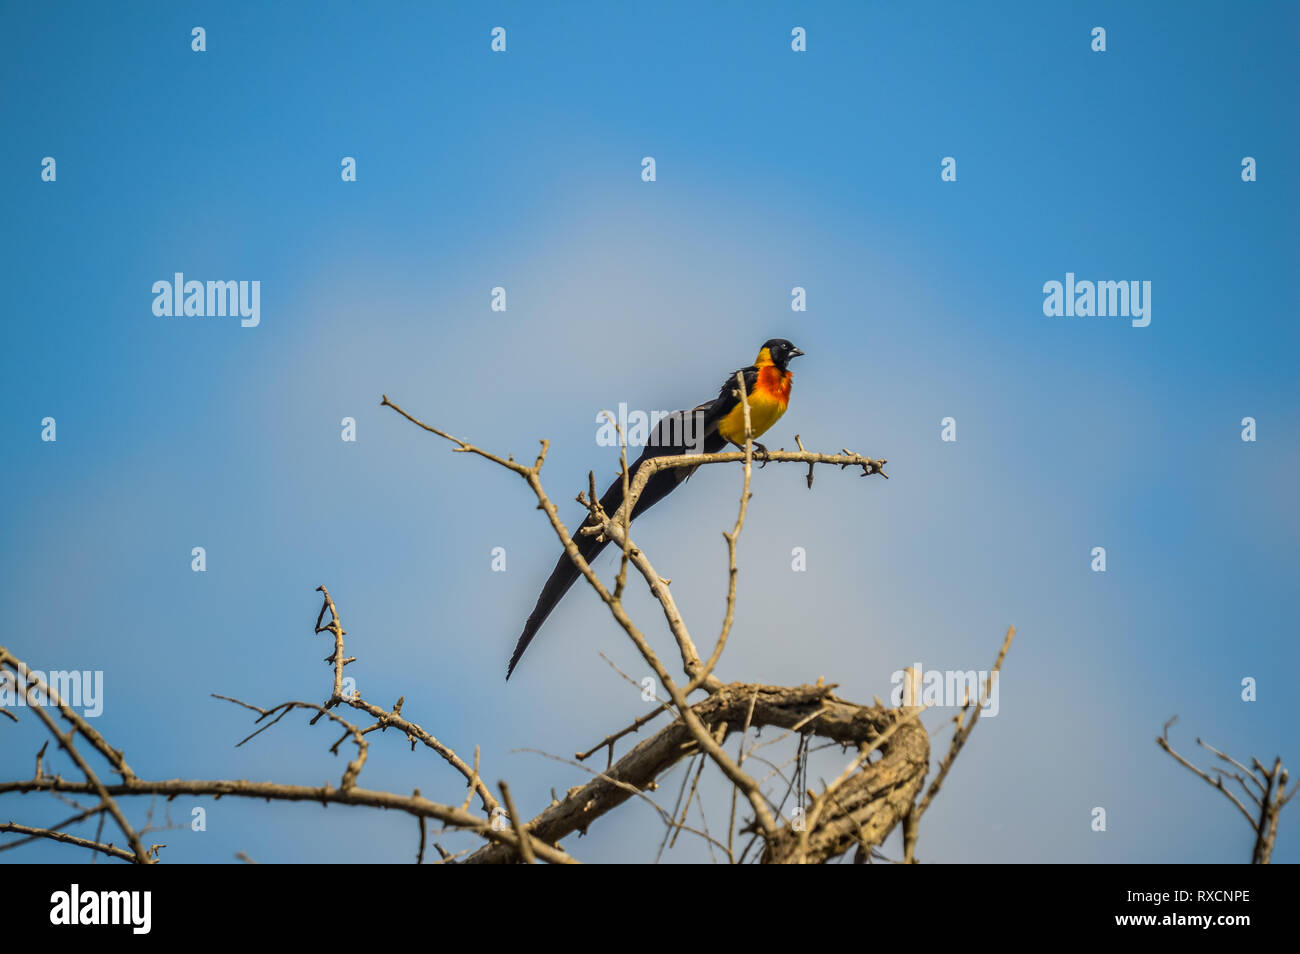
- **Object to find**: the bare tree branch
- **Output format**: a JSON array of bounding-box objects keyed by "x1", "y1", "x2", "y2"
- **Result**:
[
  {"x1": 902, "y1": 625, "x2": 1015, "y2": 863},
  {"x1": 1158, "y1": 718, "x2": 1292, "y2": 864},
  {"x1": 0, "y1": 821, "x2": 143, "y2": 863},
  {"x1": 0, "y1": 399, "x2": 1021, "y2": 865}
]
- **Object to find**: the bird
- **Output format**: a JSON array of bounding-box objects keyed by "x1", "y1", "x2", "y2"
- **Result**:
[{"x1": 506, "y1": 338, "x2": 804, "y2": 679}]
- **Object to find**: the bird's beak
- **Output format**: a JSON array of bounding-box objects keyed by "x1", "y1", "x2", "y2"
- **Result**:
[{"x1": 790, "y1": 347, "x2": 805, "y2": 358}]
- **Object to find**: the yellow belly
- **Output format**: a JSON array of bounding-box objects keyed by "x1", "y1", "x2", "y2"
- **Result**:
[{"x1": 717, "y1": 389, "x2": 788, "y2": 446}]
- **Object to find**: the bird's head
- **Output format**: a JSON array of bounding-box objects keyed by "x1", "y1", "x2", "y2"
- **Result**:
[{"x1": 759, "y1": 338, "x2": 805, "y2": 371}]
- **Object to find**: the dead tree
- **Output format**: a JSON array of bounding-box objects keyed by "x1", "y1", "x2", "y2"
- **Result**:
[
  {"x1": 0, "y1": 380, "x2": 1012, "y2": 863},
  {"x1": 1158, "y1": 717, "x2": 1294, "y2": 864}
]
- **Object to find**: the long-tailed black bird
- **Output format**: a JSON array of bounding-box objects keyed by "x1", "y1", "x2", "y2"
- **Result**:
[{"x1": 506, "y1": 338, "x2": 804, "y2": 679}]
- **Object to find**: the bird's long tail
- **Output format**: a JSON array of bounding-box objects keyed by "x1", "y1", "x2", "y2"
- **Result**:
[
  {"x1": 506, "y1": 521, "x2": 610, "y2": 679},
  {"x1": 507, "y1": 467, "x2": 634, "y2": 679},
  {"x1": 506, "y1": 424, "x2": 725, "y2": 679}
]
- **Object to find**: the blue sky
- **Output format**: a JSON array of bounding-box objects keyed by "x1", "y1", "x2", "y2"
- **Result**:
[{"x1": 1, "y1": 1, "x2": 1296, "y2": 863}]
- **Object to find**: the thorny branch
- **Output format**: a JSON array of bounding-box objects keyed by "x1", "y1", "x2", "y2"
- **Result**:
[
  {"x1": 0, "y1": 590, "x2": 567, "y2": 864},
  {"x1": 0, "y1": 392, "x2": 1017, "y2": 864},
  {"x1": 379, "y1": 394, "x2": 1004, "y2": 863},
  {"x1": 902, "y1": 625, "x2": 1015, "y2": 864},
  {"x1": 1158, "y1": 718, "x2": 1294, "y2": 864}
]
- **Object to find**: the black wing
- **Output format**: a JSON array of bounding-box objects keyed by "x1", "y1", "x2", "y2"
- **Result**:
[{"x1": 702, "y1": 365, "x2": 759, "y2": 435}]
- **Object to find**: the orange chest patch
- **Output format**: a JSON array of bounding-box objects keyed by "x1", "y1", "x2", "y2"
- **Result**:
[
  {"x1": 717, "y1": 367, "x2": 793, "y2": 445},
  {"x1": 755, "y1": 365, "x2": 792, "y2": 405}
]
